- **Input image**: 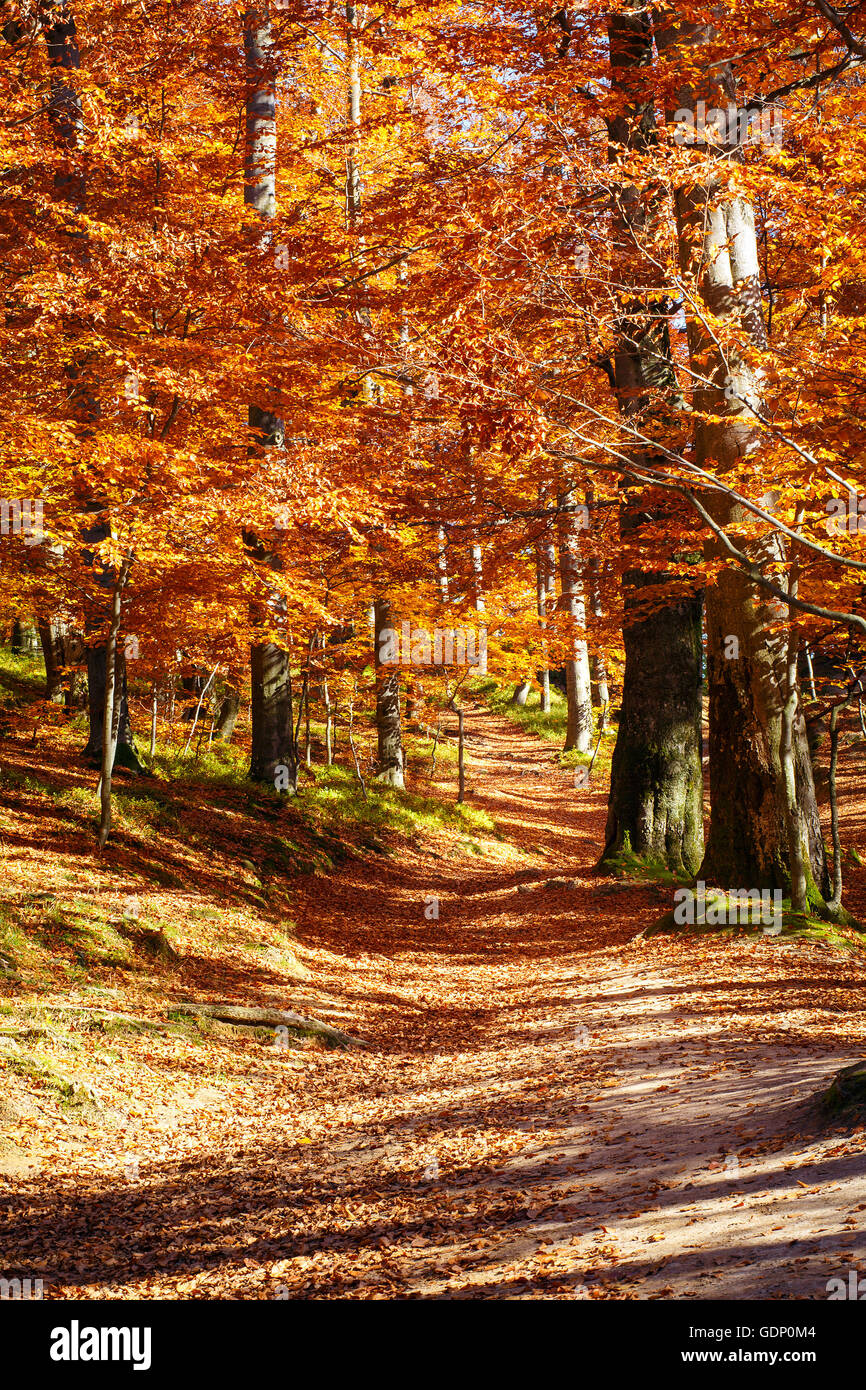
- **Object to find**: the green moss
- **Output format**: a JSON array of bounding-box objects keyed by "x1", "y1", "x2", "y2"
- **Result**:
[
  {"x1": 641, "y1": 901, "x2": 864, "y2": 951},
  {"x1": 821, "y1": 1062, "x2": 866, "y2": 1117},
  {"x1": 598, "y1": 846, "x2": 689, "y2": 886}
]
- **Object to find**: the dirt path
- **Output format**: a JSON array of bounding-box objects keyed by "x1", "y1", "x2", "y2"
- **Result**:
[{"x1": 4, "y1": 702, "x2": 866, "y2": 1299}]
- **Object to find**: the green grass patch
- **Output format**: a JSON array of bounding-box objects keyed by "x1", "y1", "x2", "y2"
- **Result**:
[
  {"x1": 472, "y1": 676, "x2": 570, "y2": 741},
  {"x1": 280, "y1": 762, "x2": 496, "y2": 850},
  {"x1": 0, "y1": 645, "x2": 45, "y2": 701},
  {"x1": 146, "y1": 738, "x2": 249, "y2": 787},
  {"x1": 470, "y1": 676, "x2": 616, "y2": 771}
]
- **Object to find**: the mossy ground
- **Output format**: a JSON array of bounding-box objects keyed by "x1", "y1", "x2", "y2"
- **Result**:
[
  {"x1": 821, "y1": 1061, "x2": 866, "y2": 1120},
  {"x1": 596, "y1": 846, "x2": 690, "y2": 888},
  {"x1": 641, "y1": 897, "x2": 865, "y2": 952}
]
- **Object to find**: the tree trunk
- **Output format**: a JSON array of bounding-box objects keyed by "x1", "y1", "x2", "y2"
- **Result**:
[
  {"x1": 150, "y1": 687, "x2": 158, "y2": 759},
  {"x1": 601, "y1": 577, "x2": 704, "y2": 876},
  {"x1": 781, "y1": 622, "x2": 808, "y2": 914},
  {"x1": 374, "y1": 597, "x2": 405, "y2": 787},
  {"x1": 324, "y1": 679, "x2": 333, "y2": 764},
  {"x1": 557, "y1": 485, "x2": 592, "y2": 752},
  {"x1": 701, "y1": 561, "x2": 827, "y2": 894},
  {"x1": 656, "y1": 9, "x2": 828, "y2": 897},
  {"x1": 828, "y1": 706, "x2": 843, "y2": 913},
  {"x1": 536, "y1": 507, "x2": 555, "y2": 714},
  {"x1": 38, "y1": 618, "x2": 66, "y2": 702},
  {"x1": 84, "y1": 644, "x2": 141, "y2": 771},
  {"x1": 250, "y1": 642, "x2": 296, "y2": 789},
  {"x1": 468, "y1": 527, "x2": 488, "y2": 674},
  {"x1": 586, "y1": 492, "x2": 609, "y2": 719},
  {"x1": 214, "y1": 686, "x2": 241, "y2": 741},
  {"x1": 11, "y1": 620, "x2": 38, "y2": 655},
  {"x1": 598, "y1": 6, "x2": 706, "y2": 873},
  {"x1": 437, "y1": 526, "x2": 450, "y2": 605},
  {"x1": 243, "y1": 6, "x2": 293, "y2": 786},
  {"x1": 97, "y1": 564, "x2": 130, "y2": 848},
  {"x1": 81, "y1": 505, "x2": 141, "y2": 772}
]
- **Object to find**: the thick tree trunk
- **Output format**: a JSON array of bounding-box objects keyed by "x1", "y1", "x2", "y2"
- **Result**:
[
  {"x1": 374, "y1": 597, "x2": 405, "y2": 787},
  {"x1": 597, "y1": 6, "x2": 705, "y2": 872},
  {"x1": 601, "y1": 577, "x2": 704, "y2": 876},
  {"x1": 214, "y1": 686, "x2": 241, "y2": 741},
  {"x1": 84, "y1": 644, "x2": 141, "y2": 771},
  {"x1": 557, "y1": 485, "x2": 592, "y2": 753},
  {"x1": 250, "y1": 642, "x2": 296, "y2": 789},
  {"x1": 700, "y1": 558, "x2": 827, "y2": 894},
  {"x1": 244, "y1": 11, "x2": 277, "y2": 221},
  {"x1": 656, "y1": 9, "x2": 828, "y2": 898}
]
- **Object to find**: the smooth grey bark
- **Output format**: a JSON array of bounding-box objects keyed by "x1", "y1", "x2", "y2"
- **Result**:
[
  {"x1": 437, "y1": 526, "x2": 450, "y2": 605},
  {"x1": 536, "y1": 504, "x2": 556, "y2": 713},
  {"x1": 250, "y1": 642, "x2": 296, "y2": 788},
  {"x1": 244, "y1": 7, "x2": 294, "y2": 788},
  {"x1": 557, "y1": 485, "x2": 593, "y2": 753},
  {"x1": 374, "y1": 597, "x2": 405, "y2": 787},
  {"x1": 586, "y1": 493, "x2": 609, "y2": 720},
  {"x1": 467, "y1": 486, "x2": 488, "y2": 675},
  {"x1": 83, "y1": 645, "x2": 139, "y2": 770},
  {"x1": 244, "y1": 10, "x2": 281, "y2": 455},
  {"x1": 81, "y1": 510, "x2": 141, "y2": 770},
  {"x1": 97, "y1": 561, "x2": 130, "y2": 848}
]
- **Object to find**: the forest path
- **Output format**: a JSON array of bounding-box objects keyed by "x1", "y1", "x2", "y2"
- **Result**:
[
  {"x1": 5, "y1": 701, "x2": 866, "y2": 1300},
  {"x1": 285, "y1": 700, "x2": 866, "y2": 1300}
]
